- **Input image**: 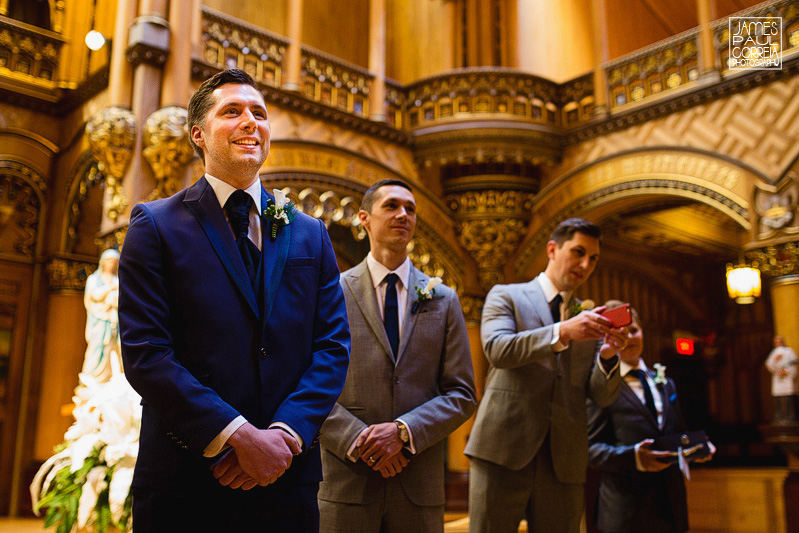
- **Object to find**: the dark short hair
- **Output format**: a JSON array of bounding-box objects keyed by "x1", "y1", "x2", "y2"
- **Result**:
[
  {"x1": 187, "y1": 69, "x2": 260, "y2": 163},
  {"x1": 360, "y1": 179, "x2": 413, "y2": 213},
  {"x1": 604, "y1": 299, "x2": 640, "y2": 324},
  {"x1": 549, "y1": 217, "x2": 601, "y2": 246}
]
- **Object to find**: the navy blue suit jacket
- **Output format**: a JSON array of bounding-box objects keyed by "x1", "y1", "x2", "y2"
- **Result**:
[
  {"x1": 587, "y1": 372, "x2": 688, "y2": 533},
  {"x1": 119, "y1": 176, "x2": 350, "y2": 493}
]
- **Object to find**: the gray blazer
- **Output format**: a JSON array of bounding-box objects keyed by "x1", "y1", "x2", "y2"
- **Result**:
[
  {"x1": 464, "y1": 277, "x2": 621, "y2": 483},
  {"x1": 319, "y1": 259, "x2": 477, "y2": 506}
]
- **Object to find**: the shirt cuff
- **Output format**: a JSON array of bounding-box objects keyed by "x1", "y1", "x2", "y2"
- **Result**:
[
  {"x1": 346, "y1": 427, "x2": 371, "y2": 462},
  {"x1": 597, "y1": 353, "x2": 619, "y2": 377},
  {"x1": 269, "y1": 422, "x2": 304, "y2": 450},
  {"x1": 550, "y1": 322, "x2": 569, "y2": 352},
  {"x1": 634, "y1": 441, "x2": 646, "y2": 471},
  {"x1": 203, "y1": 415, "x2": 247, "y2": 457},
  {"x1": 395, "y1": 418, "x2": 416, "y2": 455}
]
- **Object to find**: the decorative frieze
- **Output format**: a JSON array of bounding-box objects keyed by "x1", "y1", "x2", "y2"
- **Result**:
[
  {"x1": 46, "y1": 257, "x2": 95, "y2": 292},
  {"x1": 747, "y1": 242, "x2": 799, "y2": 278},
  {"x1": 142, "y1": 106, "x2": 195, "y2": 201},
  {"x1": 85, "y1": 106, "x2": 135, "y2": 223}
]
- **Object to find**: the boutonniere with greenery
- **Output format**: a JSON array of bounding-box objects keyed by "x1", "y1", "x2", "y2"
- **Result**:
[
  {"x1": 263, "y1": 189, "x2": 296, "y2": 242},
  {"x1": 569, "y1": 299, "x2": 595, "y2": 318},
  {"x1": 653, "y1": 363, "x2": 667, "y2": 386},
  {"x1": 412, "y1": 276, "x2": 442, "y2": 314}
]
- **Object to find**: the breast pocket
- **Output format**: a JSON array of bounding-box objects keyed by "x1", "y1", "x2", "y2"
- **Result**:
[{"x1": 286, "y1": 256, "x2": 314, "y2": 267}]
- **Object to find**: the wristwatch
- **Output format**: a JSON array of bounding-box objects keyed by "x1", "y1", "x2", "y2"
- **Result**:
[{"x1": 395, "y1": 420, "x2": 409, "y2": 444}]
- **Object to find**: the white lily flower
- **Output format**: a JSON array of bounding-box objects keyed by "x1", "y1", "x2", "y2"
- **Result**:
[
  {"x1": 109, "y1": 460, "x2": 135, "y2": 523},
  {"x1": 77, "y1": 466, "x2": 108, "y2": 530},
  {"x1": 273, "y1": 188, "x2": 288, "y2": 209},
  {"x1": 424, "y1": 277, "x2": 443, "y2": 293},
  {"x1": 69, "y1": 433, "x2": 103, "y2": 473}
]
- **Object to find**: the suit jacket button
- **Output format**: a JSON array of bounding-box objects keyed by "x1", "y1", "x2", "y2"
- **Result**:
[{"x1": 260, "y1": 348, "x2": 268, "y2": 359}]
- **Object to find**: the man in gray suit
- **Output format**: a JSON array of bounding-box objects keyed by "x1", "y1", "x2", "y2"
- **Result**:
[
  {"x1": 319, "y1": 178, "x2": 477, "y2": 533},
  {"x1": 465, "y1": 218, "x2": 627, "y2": 533}
]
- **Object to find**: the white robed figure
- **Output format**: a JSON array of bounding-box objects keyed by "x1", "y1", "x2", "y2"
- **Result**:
[{"x1": 80, "y1": 248, "x2": 122, "y2": 385}]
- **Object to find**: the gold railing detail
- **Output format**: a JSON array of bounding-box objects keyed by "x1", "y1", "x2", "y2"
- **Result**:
[
  {"x1": 300, "y1": 47, "x2": 372, "y2": 118},
  {"x1": 201, "y1": 7, "x2": 287, "y2": 88},
  {"x1": 0, "y1": 15, "x2": 63, "y2": 86},
  {"x1": 606, "y1": 29, "x2": 700, "y2": 109}
]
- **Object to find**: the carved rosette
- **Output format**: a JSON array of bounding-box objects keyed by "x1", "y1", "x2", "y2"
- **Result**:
[
  {"x1": 86, "y1": 106, "x2": 135, "y2": 222},
  {"x1": 746, "y1": 242, "x2": 799, "y2": 278},
  {"x1": 143, "y1": 106, "x2": 195, "y2": 200},
  {"x1": 47, "y1": 258, "x2": 96, "y2": 292},
  {"x1": 445, "y1": 186, "x2": 536, "y2": 291}
]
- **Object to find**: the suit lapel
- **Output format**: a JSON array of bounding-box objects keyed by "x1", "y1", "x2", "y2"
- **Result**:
[
  {"x1": 183, "y1": 177, "x2": 258, "y2": 317},
  {"x1": 526, "y1": 278, "x2": 554, "y2": 326},
  {"x1": 620, "y1": 378, "x2": 659, "y2": 428},
  {"x1": 345, "y1": 261, "x2": 394, "y2": 360},
  {"x1": 261, "y1": 188, "x2": 290, "y2": 325},
  {"x1": 396, "y1": 267, "x2": 422, "y2": 364}
]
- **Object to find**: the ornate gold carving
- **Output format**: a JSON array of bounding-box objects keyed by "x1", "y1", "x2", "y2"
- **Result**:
[
  {"x1": 0, "y1": 16, "x2": 64, "y2": 84},
  {"x1": 747, "y1": 242, "x2": 799, "y2": 277},
  {"x1": 277, "y1": 186, "x2": 365, "y2": 241},
  {"x1": 47, "y1": 257, "x2": 94, "y2": 292},
  {"x1": 459, "y1": 294, "x2": 484, "y2": 324},
  {"x1": 143, "y1": 106, "x2": 195, "y2": 200},
  {"x1": 302, "y1": 49, "x2": 371, "y2": 117},
  {"x1": 86, "y1": 106, "x2": 135, "y2": 222},
  {"x1": 0, "y1": 172, "x2": 39, "y2": 257},
  {"x1": 753, "y1": 173, "x2": 798, "y2": 240},
  {"x1": 446, "y1": 190, "x2": 535, "y2": 218},
  {"x1": 407, "y1": 237, "x2": 453, "y2": 291},
  {"x1": 458, "y1": 217, "x2": 527, "y2": 290}
]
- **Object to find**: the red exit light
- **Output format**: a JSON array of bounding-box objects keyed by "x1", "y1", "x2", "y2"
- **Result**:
[{"x1": 676, "y1": 338, "x2": 694, "y2": 355}]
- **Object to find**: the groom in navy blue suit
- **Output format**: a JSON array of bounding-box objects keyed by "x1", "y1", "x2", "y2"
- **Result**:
[{"x1": 119, "y1": 69, "x2": 350, "y2": 532}]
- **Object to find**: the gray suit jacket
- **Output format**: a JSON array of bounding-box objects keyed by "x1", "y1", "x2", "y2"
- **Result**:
[
  {"x1": 464, "y1": 277, "x2": 621, "y2": 484},
  {"x1": 319, "y1": 259, "x2": 477, "y2": 506}
]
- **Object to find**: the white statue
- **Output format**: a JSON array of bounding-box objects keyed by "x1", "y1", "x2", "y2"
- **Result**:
[
  {"x1": 79, "y1": 249, "x2": 122, "y2": 388},
  {"x1": 765, "y1": 335, "x2": 799, "y2": 423}
]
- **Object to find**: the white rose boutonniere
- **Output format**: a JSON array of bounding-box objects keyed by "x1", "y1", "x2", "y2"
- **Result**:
[
  {"x1": 412, "y1": 276, "x2": 442, "y2": 314},
  {"x1": 653, "y1": 363, "x2": 667, "y2": 386},
  {"x1": 263, "y1": 188, "x2": 296, "y2": 242},
  {"x1": 569, "y1": 298, "x2": 595, "y2": 318}
]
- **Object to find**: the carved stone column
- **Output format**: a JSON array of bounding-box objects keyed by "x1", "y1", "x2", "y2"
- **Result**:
[
  {"x1": 697, "y1": 0, "x2": 720, "y2": 79},
  {"x1": 368, "y1": 0, "x2": 386, "y2": 122},
  {"x1": 142, "y1": 106, "x2": 195, "y2": 200},
  {"x1": 282, "y1": 0, "x2": 304, "y2": 92},
  {"x1": 445, "y1": 175, "x2": 537, "y2": 291}
]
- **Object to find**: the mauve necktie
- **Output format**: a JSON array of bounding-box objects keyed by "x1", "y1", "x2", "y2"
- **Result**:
[
  {"x1": 629, "y1": 368, "x2": 658, "y2": 421},
  {"x1": 224, "y1": 189, "x2": 260, "y2": 289},
  {"x1": 383, "y1": 273, "x2": 400, "y2": 358}
]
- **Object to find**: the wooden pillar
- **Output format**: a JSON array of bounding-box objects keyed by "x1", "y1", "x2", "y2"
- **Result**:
[
  {"x1": 190, "y1": 0, "x2": 203, "y2": 59},
  {"x1": 108, "y1": 0, "x2": 136, "y2": 106},
  {"x1": 697, "y1": 0, "x2": 720, "y2": 77},
  {"x1": 161, "y1": 0, "x2": 196, "y2": 107},
  {"x1": 283, "y1": 0, "x2": 303, "y2": 92},
  {"x1": 590, "y1": 0, "x2": 609, "y2": 117},
  {"x1": 771, "y1": 275, "x2": 799, "y2": 357},
  {"x1": 368, "y1": 0, "x2": 386, "y2": 122}
]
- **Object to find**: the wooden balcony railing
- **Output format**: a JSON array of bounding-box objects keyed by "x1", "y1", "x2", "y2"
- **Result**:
[{"x1": 0, "y1": 15, "x2": 64, "y2": 87}]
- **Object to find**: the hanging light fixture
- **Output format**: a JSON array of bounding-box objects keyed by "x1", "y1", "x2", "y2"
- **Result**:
[{"x1": 726, "y1": 260, "x2": 761, "y2": 304}]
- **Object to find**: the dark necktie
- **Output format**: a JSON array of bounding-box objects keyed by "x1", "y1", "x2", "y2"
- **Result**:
[
  {"x1": 550, "y1": 293, "x2": 562, "y2": 322},
  {"x1": 224, "y1": 190, "x2": 260, "y2": 289},
  {"x1": 629, "y1": 369, "x2": 658, "y2": 421},
  {"x1": 383, "y1": 273, "x2": 400, "y2": 358}
]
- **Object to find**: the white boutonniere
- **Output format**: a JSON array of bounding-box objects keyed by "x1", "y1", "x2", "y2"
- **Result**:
[
  {"x1": 569, "y1": 299, "x2": 595, "y2": 317},
  {"x1": 263, "y1": 188, "x2": 296, "y2": 242},
  {"x1": 653, "y1": 363, "x2": 667, "y2": 386},
  {"x1": 412, "y1": 276, "x2": 442, "y2": 314}
]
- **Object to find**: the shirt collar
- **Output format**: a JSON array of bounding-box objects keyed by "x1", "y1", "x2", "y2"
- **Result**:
[
  {"x1": 621, "y1": 359, "x2": 650, "y2": 378},
  {"x1": 205, "y1": 174, "x2": 263, "y2": 213},
  {"x1": 366, "y1": 252, "x2": 411, "y2": 290},
  {"x1": 536, "y1": 272, "x2": 571, "y2": 304}
]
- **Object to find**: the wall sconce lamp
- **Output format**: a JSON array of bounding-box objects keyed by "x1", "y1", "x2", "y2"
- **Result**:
[{"x1": 726, "y1": 261, "x2": 762, "y2": 304}]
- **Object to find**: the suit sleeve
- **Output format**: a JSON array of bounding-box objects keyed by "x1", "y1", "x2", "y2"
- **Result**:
[
  {"x1": 587, "y1": 398, "x2": 637, "y2": 474},
  {"x1": 481, "y1": 284, "x2": 558, "y2": 369},
  {"x1": 588, "y1": 355, "x2": 622, "y2": 408},
  {"x1": 270, "y1": 218, "x2": 351, "y2": 449},
  {"x1": 398, "y1": 289, "x2": 477, "y2": 454},
  {"x1": 119, "y1": 204, "x2": 241, "y2": 456}
]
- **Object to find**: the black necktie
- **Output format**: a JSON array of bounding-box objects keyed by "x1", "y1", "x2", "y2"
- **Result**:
[
  {"x1": 383, "y1": 273, "x2": 400, "y2": 358},
  {"x1": 224, "y1": 190, "x2": 260, "y2": 289},
  {"x1": 550, "y1": 294, "x2": 562, "y2": 322},
  {"x1": 629, "y1": 369, "x2": 658, "y2": 421}
]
